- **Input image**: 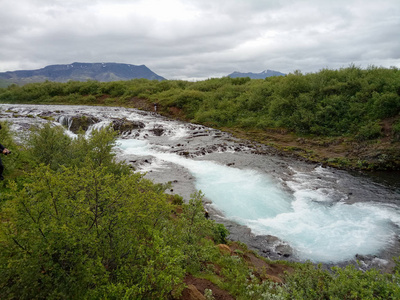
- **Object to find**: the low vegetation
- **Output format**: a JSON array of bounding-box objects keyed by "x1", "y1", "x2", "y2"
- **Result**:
[{"x1": 1, "y1": 122, "x2": 400, "y2": 299}]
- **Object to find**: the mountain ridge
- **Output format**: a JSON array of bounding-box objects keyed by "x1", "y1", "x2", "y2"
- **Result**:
[
  {"x1": 0, "y1": 62, "x2": 165, "y2": 84},
  {"x1": 228, "y1": 69, "x2": 286, "y2": 79}
]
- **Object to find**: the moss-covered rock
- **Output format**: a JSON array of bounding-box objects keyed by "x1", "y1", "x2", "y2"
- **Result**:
[
  {"x1": 111, "y1": 118, "x2": 145, "y2": 134},
  {"x1": 68, "y1": 115, "x2": 100, "y2": 133}
]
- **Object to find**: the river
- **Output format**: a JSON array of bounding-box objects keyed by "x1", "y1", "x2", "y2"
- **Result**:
[{"x1": 1, "y1": 104, "x2": 399, "y2": 270}]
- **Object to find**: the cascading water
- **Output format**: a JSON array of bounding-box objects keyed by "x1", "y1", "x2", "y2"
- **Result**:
[
  {"x1": 2, "y1": 104, "x2": 400, "y2": 265},
  {"x1": 56, "y1": 116, "x2": 73, "y2": 131},
  {"x1": 117, "y1": 138, "x2": 400, "y2": 263}
]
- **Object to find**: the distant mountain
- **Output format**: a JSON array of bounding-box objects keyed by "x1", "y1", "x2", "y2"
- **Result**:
[
  {"x1": 0, "y1": 62, "x2": 165, "y2": 84},
  {"x1": 228, "y1": 70, "x2": 286, "y2": 79}
]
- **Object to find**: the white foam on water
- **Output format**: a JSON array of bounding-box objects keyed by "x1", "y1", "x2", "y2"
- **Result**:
[
  {"x1": 119, "y1": 139, "x2": 151, "y2": 154},
  {"x1": 117, "y1": 138, "x2": 400, "y2": 263},
  {"x1": 252, "y1": 198, "x2": 397, "y2": 262},
  {"x1": 85, "y1": 120, "x2": 112, "y2": 137},
  {"x1": 170, "y1": 127, "x2": 188, "y2": 140}
]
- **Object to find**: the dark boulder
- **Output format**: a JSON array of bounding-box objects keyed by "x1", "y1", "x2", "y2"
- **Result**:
[
  {"x1": 149, "y1": 125, "x2": 164, "y2": 136},
  {"x1": 68, "y1": 115, "x2": 100, "y2": 133},
  {"x1": 112, "y1": 118, "x2": 145, "y2": 134}
]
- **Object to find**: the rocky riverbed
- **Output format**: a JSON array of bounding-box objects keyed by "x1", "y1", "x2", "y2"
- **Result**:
[{"x1": 1, "y1": 104, "x2": 400, "y2": 272}]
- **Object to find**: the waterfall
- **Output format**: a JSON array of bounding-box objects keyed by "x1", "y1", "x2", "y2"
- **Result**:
[
  {"x1": 56, "y1": 115, "x2": 74, "y2": 131},
  {"x1": 85, "y1": 120, "x2": 113, "y2": 137}
]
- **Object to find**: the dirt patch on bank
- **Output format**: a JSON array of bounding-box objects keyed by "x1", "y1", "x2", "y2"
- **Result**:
[
  {"x1": 178, "y1": 243, "x2": 293, "y2": 300},
  {"x1": 127, "y1": 97, "x2": 154, "y2": 111},
  {"x1": 181, "y1": 274, "x2": 235, "y2": 300},
  {"x1": 221, "y1": 127, "x2": 400, "y2": 170}
]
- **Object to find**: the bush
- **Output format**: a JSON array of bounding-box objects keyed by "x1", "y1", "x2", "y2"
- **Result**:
[
  {"x1": 284, "y1": 263, "x2": 400, "y2": 299},
  {"x1": 355, "y1": 122, "x2": 382, "y2": 141},
  {"x1": 0, "y1": 163, "x2": 186, "y2": 299},
  {"x1": 372, "y1": 92, "x2": 400, "y2": 119},
  {"x1": 1, "y1": 127, "x2": 240, "y2": 299},
  {"x1": 0, "y1": 125, "x2": 190, "y2": 298},
  {"x1": 212, "y1": 223, "x2": 229, "y2": 244},
  {"x1": 26, "y1": 123, "x2": 72, "y2": 170},
  {"x1": 0, "y1": 122, "x2": 20, "y2": 178},
  {"x1": 171, "y1": 194, "x2": 184, "y2": 205}
]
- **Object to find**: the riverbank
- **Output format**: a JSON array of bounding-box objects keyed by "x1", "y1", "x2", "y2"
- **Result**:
[
  {"x1": 221, "y1": 126, "x2": 400, "y2": 171},
  {"x1": 125, "y1": 97, "x2": 400, "y2": 172}
]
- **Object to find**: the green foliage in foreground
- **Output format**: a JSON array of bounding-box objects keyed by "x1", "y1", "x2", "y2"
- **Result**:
[
  {"x1": 0, "y1": 124, "x2": 400, "y2": 299},
  {"x1": 1, "y1": 164, "x2": 184, "y2": 299},
  {"x1": 0, "y1": 122, "x2": 20, "y2": 178},
  {"x1": 283, "y1": 263, "x2": 400, "y2": 300},
  {"x1": 1, "y1": 66, "x2": 399, "y2": 140},
  {"x1": 0, "y1": 126, "x2": 225, "y2": 299},
  {"x1": 226, "y1": 261, "x2": 400, "y2": 300}
]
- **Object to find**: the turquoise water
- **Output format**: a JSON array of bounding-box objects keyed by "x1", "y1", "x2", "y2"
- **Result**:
[{"x1": 118, "y1": 139, "x2": 400, "y2": 263}]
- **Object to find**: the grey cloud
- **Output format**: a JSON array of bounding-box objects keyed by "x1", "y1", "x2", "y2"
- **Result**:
[{"x1": 0, "y1": 0, "x2": 399, "y2": 79}]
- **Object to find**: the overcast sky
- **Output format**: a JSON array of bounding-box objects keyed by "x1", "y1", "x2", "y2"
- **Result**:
[{"x1": 0, "y1": 0, "x2": 399, "y2": 80}]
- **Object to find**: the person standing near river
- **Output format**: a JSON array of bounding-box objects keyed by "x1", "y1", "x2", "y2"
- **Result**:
[{"x1": 0, "y1": 124, "x2": 11, "y2": 180}]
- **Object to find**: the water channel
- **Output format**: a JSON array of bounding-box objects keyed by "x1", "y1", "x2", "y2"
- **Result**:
[{"x1": 1, "y1": 104, "x2": 399, "y2": 270}]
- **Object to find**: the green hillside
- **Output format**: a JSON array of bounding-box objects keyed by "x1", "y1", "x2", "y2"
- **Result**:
[{"x1": 0, "y1": 65, "x2": 399, "y2": 170}]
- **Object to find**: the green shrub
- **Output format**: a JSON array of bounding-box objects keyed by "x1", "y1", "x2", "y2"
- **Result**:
[
  {"x1": 0, "y1": 122, "x2": 20, "y2": 178},
  {"x1": 26, "y1": 123, "x2": 72, "y2": 170},
  {"x1": 0, "y1": 127, "x2": 189, "y2": 299},
  {"x1": 372, "y1": 92, "x2": 400, "y2": 119},
  {"x1": 212, "y1": 223, "x2": 229, "y2": 244},
  {"x1": 171, "y1": 194, "x2": 184, "y2": 205},
  {"x1": 0, "y1": 163, "x2": 186, "y2": 299},
  {"x1": 284, "y1": 263, "x2": 400, "y2": 299},
  {"x1": 355, "y1": 122, "x2": 382, "y2": 141}
]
